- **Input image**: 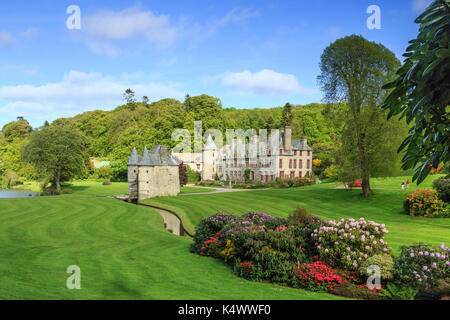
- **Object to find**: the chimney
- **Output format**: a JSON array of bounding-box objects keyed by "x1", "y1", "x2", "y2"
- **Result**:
[
  {"x1": 160, "y1": 146, "x2": 169, "y2": 164},
  {"x1": 300, "y1": 137, "x2": 307, "y2": 149},
  {"x1": 284, "y1": 126, "x2": 292, "y2": 152}
]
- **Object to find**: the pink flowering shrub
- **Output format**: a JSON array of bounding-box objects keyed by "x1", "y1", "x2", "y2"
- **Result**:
[{"x1": 311, "y1": 217, "x2": 392, "y2": 273}]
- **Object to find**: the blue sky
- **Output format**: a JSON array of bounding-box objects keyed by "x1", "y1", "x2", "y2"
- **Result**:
[{"x1": 0, "y1": 0, "x2": 432, "y2": 128}]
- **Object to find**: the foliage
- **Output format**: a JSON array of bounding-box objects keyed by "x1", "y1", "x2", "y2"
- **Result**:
[
  {"x1": 322, "y1": 165, "x2": 339, "y2": 180},
  {"x1": 380, "y1": 283, "x2": 418, "y2": 300},
  {"x1": 22, "y1": 125, "x2": 88, "y2": 193},
  {"x1": 2, "y1": 120, "x2": 32, "y2": 142},
  {"x1": 433, "y1": 178, "x2": 450, "y2": 202},
  {"x1": 94, "y1": 165, "x2": 112, "y2": 180},
  {"x1": 186, "y1": 166, "x2": 201, "y2": 184},
  {"x1": 405, "y1": 189, "x2": 448, "y2": 217},
  {"x1": 318, "y1": 34, "x2": 403, "y2": 197},
  {"x1": 179, "y1": 162, "x2": 188, "y2": 186},
  {"x1": 359, "y1": 254, "x2": 394, "y2": 281},
  {"x1": 331, "y1": 281, "x2": 383, "y2": 300},
  {"x1": 282, "y1": 102, "x2": 294, "y2": 126},
  {"x1": 394, "y1": 243, "x2": 450, "y2": 289},
  {"x1": 1, "y1": 169, "x2": 19, "y2": 189},
  {"x1": 312, "y1": 217, "x2": 392, "y2": 273},
  {"x1": 382, "y1": 0, "x2": 450, "y2": 184}
]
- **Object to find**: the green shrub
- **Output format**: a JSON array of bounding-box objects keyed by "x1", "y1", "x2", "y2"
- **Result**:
[
  {"x1": 94, "y1": 166, "x2": 112, "y2": 180},
  {"x1": 405, "y1": 189, "x2": 448, "y2": 218},
  {"x1": 394, "y1": 243, "x2": 450, "y2": 289},
  {"x1": 380, "y1": 283, "x2": 418, "y2": 300},
  {"x1": 433, "y1": 178, "x2": 450, "y2": 203},
  {"x1": 359, "y1": 254, "x2": 394, "y2": 281},
  {"x1": 331, "y1": 282, "x2": 382, "y2": 300}
]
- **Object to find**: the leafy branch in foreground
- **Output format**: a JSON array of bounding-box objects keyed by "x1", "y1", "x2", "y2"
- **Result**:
[{"x1": 382, "y1": 0, "x2": 450, "y2": 184}]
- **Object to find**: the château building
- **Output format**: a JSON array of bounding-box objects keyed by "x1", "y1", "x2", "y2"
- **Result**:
[{"x1": 173, "y1": 126, "x2": 313, "y2": 182}]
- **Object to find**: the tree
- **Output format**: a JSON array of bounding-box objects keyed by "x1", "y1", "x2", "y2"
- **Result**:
[
  {"x1": 22, "y1": 125, "x2": 87, "y2": 193},
  {"x1": 318, "y1": 35, "x2": 401, "y2": 197},
  {"x1": 282, "y1": 102, "x2": 294, "y2": 127},
  {"x1": 142, "y1": 96, "x2": 150, "y2": 107},
  {"x1": 2, "y1": 119, "x2": 32, "y2": 141},
  {"x1": 179, "y1": 162, "x2": 188, "y2": 186},
  {"x1": 382, "y1": 0, "x2": 450, "y2": 184},
  {"x1": 122, "y1": 88, "x2": 136, "y2": 110}
]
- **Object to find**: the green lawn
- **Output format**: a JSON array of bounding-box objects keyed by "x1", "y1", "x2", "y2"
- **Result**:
[
  {"x1": 143, "y1": 175, "x2": 450, "y2": 253},
  {"x1": 180, "y1": 186, "x2": 216, "y2": 194},
  {"x1": 0, "y1": 183, "x2": 337, "y2": 300},
  {"x1": 1, "y1": 175, "x2": 447, "y2": 299}
]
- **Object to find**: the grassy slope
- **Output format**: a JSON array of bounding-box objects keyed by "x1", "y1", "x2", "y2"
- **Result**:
[
  {"x1": 0, "y1": 184, "x2": 337, "y2": 300},
  {"x1": 143, "y1": 175, "x2": 450, "y2": 253}
]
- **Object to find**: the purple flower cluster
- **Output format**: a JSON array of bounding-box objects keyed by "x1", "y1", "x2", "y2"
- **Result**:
[{"x1": 222, "y1": 212, "x2": 276, "y2": 242}]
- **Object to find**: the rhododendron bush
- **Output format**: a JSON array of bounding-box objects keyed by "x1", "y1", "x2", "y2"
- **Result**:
[
  {"x1": 312, "y1": 217, "x2": 392, "y2": 273},
  {"x1": 394, "y1": 243, "x2": 449, "y2": 288}
]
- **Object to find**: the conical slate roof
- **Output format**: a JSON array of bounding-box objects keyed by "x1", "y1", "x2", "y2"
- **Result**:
[
  {"x1": 204, "y1": 135, "x2": 217, "y2": 151},
  {"x1": 127, "y1": 147, "x2": 139, "y2": 165},
  {"x1": 128, "y1": 145, "x2": 179, "y2": 166}
]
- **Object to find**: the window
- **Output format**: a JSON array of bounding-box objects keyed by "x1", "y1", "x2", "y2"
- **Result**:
[
  {"x1": 279, "y1": 159, "x2": 283, "y2": 168},
  {"x1": 299, "y1": 171, "x2": 302, "y2": 178},
  {"x1": 294, "y1": 159, "x2": 297, "y2": 169},
  {"x1": 280, "y1": 171, "x2": 284, "y2": 178},
  {"x1": 306, "y1": 171, "x2": 310, "y2": 176},
  {"x1": 300, "y1": 159, "x2": 303, "y2": 169},
  {"x1": 290, "y1": 171, "x2": 295, "y2": 179},
  {"x1": 300, "y1": 151, "x2": 303, "y2": 156},
  {"x1": 280, "y1": 149, "x2": 283, "y2": 155},
  {"x1": 289, "y1": 159, "x2": 292, "y2": 169},
  {"x1": 307, "y1": 159, "x2": 310, "y2": 169},
  {"x1": 308, "y1": 151, "x2": 311, "y2": 157},
  {"x1": 294, "y1": 150, "x2": 297, "y2": 156}
]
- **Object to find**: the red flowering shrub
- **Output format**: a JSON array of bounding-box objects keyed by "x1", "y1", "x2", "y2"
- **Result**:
[
  {"x1": 294, "y1": 261, "x2": 355, "y2": 292},
  {"x1": 239, "y1": 262, "x2": 254, "y2": 277},
  {"x1": 199, "y1": 235, "x2": 221, "y2": 257}
]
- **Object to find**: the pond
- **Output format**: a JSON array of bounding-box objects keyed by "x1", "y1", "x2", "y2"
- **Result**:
[{"x1": 0, "y1": 190, "x2": 39, "y2": 199}]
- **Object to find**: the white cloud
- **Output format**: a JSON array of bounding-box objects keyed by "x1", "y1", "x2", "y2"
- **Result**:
[
  {"x1": 19, "y1": 28, "x2": 39, "y2": 38},
  {"x1": 0, "y1": 70, "x2": 184, "y2": 123},
  {"x1": 76, "y1": 6, "x2": 258, "y2": 55},
  {"x1": 412, "y1": 0, "x2": 433, "y2": 12},
  {"x1": 182, "y1": 7, "x2": 259, "y2": 43},
  {"x1": 0, "y1": 30, "x2": 13, "y2": 46},
  {"x1": 78, "y1": 7, "x2": 179, "y2": 55},
  {"x1": 212, "y1": 69, "x2": 316, "y2": 96}
]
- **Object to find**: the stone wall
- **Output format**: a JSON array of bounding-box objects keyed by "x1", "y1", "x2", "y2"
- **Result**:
[{"x1": 137, "y1": 165, "x2": 180, "y2": 200}]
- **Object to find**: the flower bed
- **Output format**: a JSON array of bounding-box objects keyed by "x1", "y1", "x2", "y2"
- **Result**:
[{"x1": 191, "y1": 209, "x2": 449, "y2": 300}]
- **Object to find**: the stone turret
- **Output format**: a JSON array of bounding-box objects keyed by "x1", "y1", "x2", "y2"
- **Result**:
[
  {"x1": 202, "y1": 135, "x2": 217, "y2": 181},
  {"x1": 128, "y1": 147, "x2": 139, "y2": 202}
]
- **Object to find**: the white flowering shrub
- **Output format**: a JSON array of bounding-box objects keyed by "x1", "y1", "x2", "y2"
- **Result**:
[{"x1": 311, "y1": 217, "x2": 392, "y2": 273}]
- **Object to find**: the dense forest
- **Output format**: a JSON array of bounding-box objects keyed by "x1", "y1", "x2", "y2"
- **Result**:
[{"x1": 0, "y1": 92, "x2": 410, "y2": 185}]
